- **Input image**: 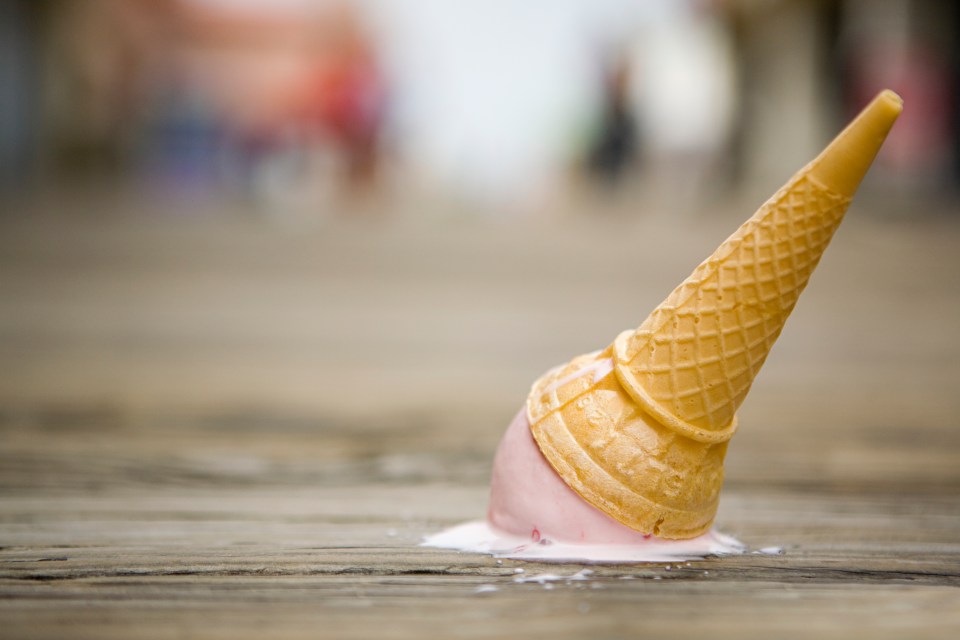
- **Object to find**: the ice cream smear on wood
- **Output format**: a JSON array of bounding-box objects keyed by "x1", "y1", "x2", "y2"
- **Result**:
[{"x1": 424, "y1": 90, "x2": 902, "y2": 562}]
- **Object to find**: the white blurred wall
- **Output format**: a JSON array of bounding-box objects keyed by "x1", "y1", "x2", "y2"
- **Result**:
[{"x1": 356, "y1": 0, "x2": 733, "y2": 204}]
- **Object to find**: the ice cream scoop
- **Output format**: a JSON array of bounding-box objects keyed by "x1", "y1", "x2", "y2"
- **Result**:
[
  {"x1": 489, "y1": 90, "x2": 903, "y2": 542},
  {"x1": 488, "y1": 402, "x2": 654, "y2": 545}
]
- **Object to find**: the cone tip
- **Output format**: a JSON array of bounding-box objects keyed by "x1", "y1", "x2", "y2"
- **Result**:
[
  {"x1": 878, "y1": 89, "x2": 904, "y2": 112},
  {"x1": 873, "y1": 90, "x2": 904, "y2": 125},
  {"x1": 807, "y1": 89, "x2": 902, "y2": 197}
]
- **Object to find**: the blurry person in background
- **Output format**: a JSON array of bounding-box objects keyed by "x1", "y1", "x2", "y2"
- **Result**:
[
  {"x1": 218, "y1": 0, "x2": 388, "y2": 214},
  {"x1": 168, "y1": 0, "x2": 388, "y2": 214},
  {"x1": 296, "y1": 2, "x2": 387, "y2": 197},
  {"x1": 577, "y1": 1, "x2": 736, "y2": 214},
  {"x1": 584, "y1": 52, "x2": 639, "y2": 188}
]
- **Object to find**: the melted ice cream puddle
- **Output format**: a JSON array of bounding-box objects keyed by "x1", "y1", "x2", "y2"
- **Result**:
[
  {"x1": 423, "y1": 356, "x2": 747, "y2": 563},
  {"x1": 422, "y1": 520, "x2": 744, "y2": 563}
]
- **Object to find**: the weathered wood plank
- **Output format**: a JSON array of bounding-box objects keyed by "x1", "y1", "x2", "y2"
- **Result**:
[{"x1": 1, "y1": 206, "x2": 959, "y2": 638}]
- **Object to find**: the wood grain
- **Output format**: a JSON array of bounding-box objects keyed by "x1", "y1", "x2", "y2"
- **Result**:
[{"x1": 1, "y1": 200, "x2": 959, "y2": 638}]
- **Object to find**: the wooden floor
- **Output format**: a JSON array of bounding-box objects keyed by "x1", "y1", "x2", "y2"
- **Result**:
[{"x1": 2, "y1": 194, "x2": 960, "y2": 638}]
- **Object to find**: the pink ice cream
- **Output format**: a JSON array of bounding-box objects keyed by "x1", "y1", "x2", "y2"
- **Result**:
[
  {"x1": 427, "y1": 359, "x2": 745, "y2": 560},
  {"x1": 488, "y1": 408, "x2": 655, "y2": 544}
]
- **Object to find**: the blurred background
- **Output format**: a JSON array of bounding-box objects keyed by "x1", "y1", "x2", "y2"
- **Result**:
[
  {"x1": 1, "y1": 0, "x2": 959, "y2": 492},
  {"x1": 3, "y1": 0, "x2": 960, "y2": 209}
]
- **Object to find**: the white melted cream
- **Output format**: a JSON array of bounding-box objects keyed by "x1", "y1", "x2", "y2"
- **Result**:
[{"x1": 422, "y1": 520, "x2": 746, "y2": 563}]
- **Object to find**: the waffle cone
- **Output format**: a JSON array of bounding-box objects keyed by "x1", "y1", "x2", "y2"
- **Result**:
[{"x1": 527, "y1": 90, "x2": 902, "y2": 538}]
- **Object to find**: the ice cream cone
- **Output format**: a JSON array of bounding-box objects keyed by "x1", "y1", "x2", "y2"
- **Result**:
[{"x1": 524, "y1": 90, "x2": 902, "y2": 539}]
